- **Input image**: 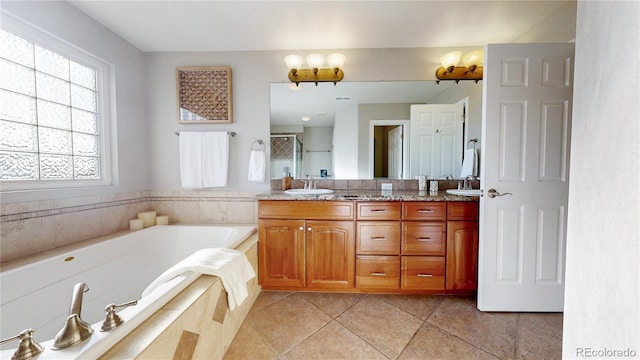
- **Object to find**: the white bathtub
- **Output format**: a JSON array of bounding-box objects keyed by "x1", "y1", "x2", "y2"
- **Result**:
[{"x1": 0, "y1": 224, "x2": 257, "y2": 359}]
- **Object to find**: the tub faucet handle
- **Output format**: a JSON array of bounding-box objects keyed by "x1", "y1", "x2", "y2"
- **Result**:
[
  {"x1": 0, "y1": 329, "x2": 44, "y2": 360},
  {"x1": 100, "y1": 300, "x2": 139, "y2": 331}
]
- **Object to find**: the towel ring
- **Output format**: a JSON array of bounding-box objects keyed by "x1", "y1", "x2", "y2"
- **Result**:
[
  {"x1": 466, "y1": 138, "x2": 478, "y2": 149},
  {"x1": 252, "y1": 140, "x2": 265, "y2": 151}
]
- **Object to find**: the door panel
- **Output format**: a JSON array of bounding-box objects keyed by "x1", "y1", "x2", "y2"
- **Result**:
[{"x1": 479, "y1": 43, "x2": 574, "y2": 311}]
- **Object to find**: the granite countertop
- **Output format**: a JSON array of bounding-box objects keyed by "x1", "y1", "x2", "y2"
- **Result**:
[{"x1": 255, "y1": 189, "x2": 479, "y2": 201}]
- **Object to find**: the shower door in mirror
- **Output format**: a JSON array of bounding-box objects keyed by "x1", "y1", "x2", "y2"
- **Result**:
[{"x1": 270, "y1": 134, "x2": 302, "y2": 179}]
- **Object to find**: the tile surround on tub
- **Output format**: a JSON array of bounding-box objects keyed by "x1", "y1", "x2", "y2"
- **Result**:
[{"x1": 1, "y1": 190, "x2": 260, "y2": 263}]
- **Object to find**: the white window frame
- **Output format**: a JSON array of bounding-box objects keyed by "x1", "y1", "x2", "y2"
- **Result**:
[{"x1": 0, "y1": 12, "x2": 115, "y2": 192}]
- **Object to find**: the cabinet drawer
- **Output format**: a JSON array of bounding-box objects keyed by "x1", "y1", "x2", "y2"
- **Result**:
[
  {"x1": 402, "y1": 202, "x2": 446, "y2": 221},
  {"x1": 401, "y1": 256, "x2": 445, "y2": 290},
  {"x1": 356, "y1": 255, "x2": 400, "y2": 289},
  {"x1": 402, "y1": 222, "x2": 446, "y2": 255},
  {"x1": 357, "y1": 222, "x2": 400, "y2": 254},
  {"x1": 447, "y1": 202, "x2": 479, "y2": 221},
  {"x1": 259, "y1": 200, "x2": 354, "y2": 220},
  {"x1": 357, "y1": 202, "x2": 401, "y2": 220}
]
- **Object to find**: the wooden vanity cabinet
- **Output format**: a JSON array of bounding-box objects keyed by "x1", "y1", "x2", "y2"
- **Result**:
[
  {"x1": 258, "y1": 219, "x2": 305, "y2": 288},
  {"x1": 401, "y1": 202, "x2": 447, "y2": 290},
  {"x1": 258, "y1": 199, "x2": 479, "y2": 294},
  {"x1": 355, "y1": 202, "x2": 401, "y2": 289},
  {"x1": 258, "y1": 200, "x2": 355, "y2": 290},
  {"x1": 446, "y1": 202, "x2": 479, "y2": 291}
]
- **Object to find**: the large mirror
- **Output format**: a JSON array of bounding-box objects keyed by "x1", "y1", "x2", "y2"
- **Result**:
[{"x1": 269, "y1": 80, "x2": 482, "y2": 180}]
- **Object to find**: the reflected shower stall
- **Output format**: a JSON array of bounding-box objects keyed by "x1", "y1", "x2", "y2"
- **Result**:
[{"x1": 270, "y1": 134, "x2": 303, "y2": 179}]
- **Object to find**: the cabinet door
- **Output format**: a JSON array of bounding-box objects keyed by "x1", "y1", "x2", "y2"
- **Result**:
[
  {"x1": 306, "y1": 220, "x2": 355, "y2": 290},
  {"x1": 259, "y1": 219, "x2": 305, "y2": 288},
  {"x1": 446, "y1": 221, "x2": 479, "y2": 290}
]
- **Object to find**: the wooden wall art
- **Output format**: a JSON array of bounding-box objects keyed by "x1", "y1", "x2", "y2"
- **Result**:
[{"x1": 176, "y1": 66, "x2": 232, "y2": 123}]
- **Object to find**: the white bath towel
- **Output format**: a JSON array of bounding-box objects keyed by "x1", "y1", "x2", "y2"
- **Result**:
[
  {"x1": 247, "y1": 149, "x2": 265, "y2": 182},
  {"x1": 460, "y1": 148, "x2": 478, "y2": 178},
  {"x1": 141, "y1": 248, "x2": 255, "y2": 310},
  {"x1": 179, "y1": 132, "x2": 204, "y2": 188},
  {"x1": 202, "y1": 132, "x2": 229, "y2": 187}
]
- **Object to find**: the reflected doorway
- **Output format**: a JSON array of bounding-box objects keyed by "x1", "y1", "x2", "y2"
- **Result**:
[{"x1": 369, "y1": 120, "x2": 410, "y2": 179}]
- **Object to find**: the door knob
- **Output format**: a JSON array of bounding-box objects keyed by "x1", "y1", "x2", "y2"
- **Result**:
[{"x1": 487, "y1": 189, "x2": 513, "y2": 198}]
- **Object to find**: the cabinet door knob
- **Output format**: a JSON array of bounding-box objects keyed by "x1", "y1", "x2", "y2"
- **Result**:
[
  {"x1": 298, "y1": 226, "x2": 304, "y2": 231},
  {"x1": 307, "y1": 227, "x2": 312, "y2": 232}
]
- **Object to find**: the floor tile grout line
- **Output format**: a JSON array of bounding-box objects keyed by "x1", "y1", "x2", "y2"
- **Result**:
[
  {"x1": 513, "y1": 313, "x2": 521, "y2": 360},
  {"x1": 424, "y1": 297, "x2": 511, "y2": 360},
  {"x1": 239, "y1": 319, "x2": 282, "y2": 359},
  {"x1": 333, "y1": 317, "x2": 394, "y2": 360}
]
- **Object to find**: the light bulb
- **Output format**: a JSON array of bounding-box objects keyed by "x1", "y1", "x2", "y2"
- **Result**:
[
  {"x1": 440, "y1": 50, "x2": 462, "y2": 72},
  {"x1": 284, "y1": 54, "x2": 303, "y2": 70},
  {"x1": 327, "y1": 53, "x2": 345, "y2": 69},
  {"x1": 306, "y1": 53, "x2": 325, "y2": 69},
  {"x1": 462, "y1": 50, "x2": 484, "y2": 71}
]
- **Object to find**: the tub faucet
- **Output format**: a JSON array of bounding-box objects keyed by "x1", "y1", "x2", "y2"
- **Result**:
[{"x1": 52, "y1": 282, "x2": 93, "y2": 350}]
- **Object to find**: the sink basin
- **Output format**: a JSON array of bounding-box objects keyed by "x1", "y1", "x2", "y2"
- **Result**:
[
  {"x1": 446, "y1": 189, "x2": 482, "y2": 197},
  {"x1": 284, "y1": 189, "x2": 334, "y2": 196}
]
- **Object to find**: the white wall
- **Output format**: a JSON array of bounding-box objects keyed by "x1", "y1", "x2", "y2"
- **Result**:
[
  {"x1": 563, "y1": 1, "x2": 639, "y2": 357},
  {"x1": 0, "y1": 1, "x2": 149, "y2": 203}
]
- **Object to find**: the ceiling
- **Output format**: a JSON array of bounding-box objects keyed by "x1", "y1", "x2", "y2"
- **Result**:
[{"x1": 68, "y1": 0, "x2": 574, "y2": 53}]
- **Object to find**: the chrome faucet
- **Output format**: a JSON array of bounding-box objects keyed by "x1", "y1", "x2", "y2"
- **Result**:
[
  {"x1": 304, "y1": 176, "x2": 317, "y2": 190},
  {"x1": 52, "y1": 282, "x2": 93, "y2": 350},
  {"x1": 463, "y1": 175, "x2": 477, "y2": 190},
  {"x1": 0, "y1": 329, "x2": 44, "y2": 360}
]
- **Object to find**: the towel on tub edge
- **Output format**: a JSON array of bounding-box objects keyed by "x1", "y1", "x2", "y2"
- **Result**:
[{"x1": 141, "y1": 248, "x2": 255, "y2": 310}]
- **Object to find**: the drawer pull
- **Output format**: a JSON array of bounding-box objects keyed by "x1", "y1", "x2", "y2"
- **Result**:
[
  {"x1": 370, "y1": 272, "x2": 387, "y2": 276},
  {"x1": 417, "y1": 273, "x2": 433, "y2": 277},
  {"x1": 418, "y1": 209, "x2": 435, "y2": 213},
  {"x1": 371, "y1": 209, "x2": 387, "y2": 212},
  {"x1": 370, "y1": 236, "x2": 386, "y2": 241},
  {"x1": 417, "y1": 238, "x2": 433, "y2": 242}
]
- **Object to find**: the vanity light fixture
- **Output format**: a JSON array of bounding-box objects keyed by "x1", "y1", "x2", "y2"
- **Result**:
[
  {"x1": 285, "y1": 53, "x2": 345, "y2": 86},
  {"x1": 435, "y1": 49, "x2": 484, "y2": 84}
]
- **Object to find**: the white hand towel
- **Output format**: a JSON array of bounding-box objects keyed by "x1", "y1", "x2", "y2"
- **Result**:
[
  {"x1": 247, "y1": 149, "x2": 265, "y2": 182},
  {"x1": 141, "y1": 248, "x2": 256, "y2": 310},
  {"x1": 202, "y1": 132, "x2": 229, "y2": 187},
  {"x1": 460, "y1": 148, "x2": 478, "y2": 178},
  {"x1": 179, "y1": 132, "x2": 204, "y2": 188}
]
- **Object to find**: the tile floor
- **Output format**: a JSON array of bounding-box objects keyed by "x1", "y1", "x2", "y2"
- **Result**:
[{"x1": 224, "y1": 292, "x2": 562, "y2": 360}]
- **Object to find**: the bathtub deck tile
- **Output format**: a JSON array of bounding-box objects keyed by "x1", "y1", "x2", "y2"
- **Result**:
[
  {"x1": 99, "y1": 308, "x2": 183, "y2": 360},
  {"x1": 212, "y1": 287, "x2": 229, "y2": 324},
  {"x1": 173, "y1": 330, "x2": 200, "y2": 360},
  {"x1": 164, "y1": 276, "x2": 218, "y2": 310}
]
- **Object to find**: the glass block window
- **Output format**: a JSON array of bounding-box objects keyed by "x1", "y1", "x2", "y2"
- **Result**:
[{"x1": 0, "y1": 27, "x2": 106, "y2": 184}]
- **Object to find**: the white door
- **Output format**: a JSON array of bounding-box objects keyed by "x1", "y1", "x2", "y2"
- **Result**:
[
  {"x1": 388, "y1": 126, "x2": 403, "y2": 178},
  {"x1": 410, "y1": 104, "x2": 463, "y2": 178},
  {"x1": 478, "y1": 43, "x2": 574, "y2": 311}
]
